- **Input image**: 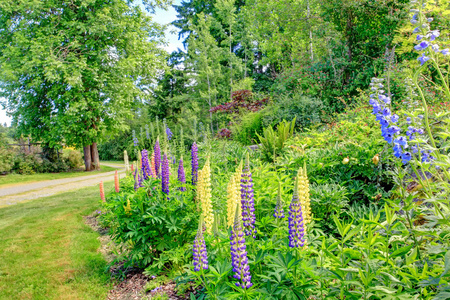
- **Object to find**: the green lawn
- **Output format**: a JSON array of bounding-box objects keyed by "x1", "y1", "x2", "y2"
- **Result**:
[
  {"x1": 100, "y1": 160, "x2": 124, "y2": 166},
  {"x1": 0, "y1": 183, "x2": 113, "y2": 299},
  {"x1": 0, "y1": 165, "x2": 117, "y2": 187}
]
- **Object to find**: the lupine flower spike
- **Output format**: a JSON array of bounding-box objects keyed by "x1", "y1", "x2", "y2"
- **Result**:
[
  {"x1": 227, "y1": 161, "x2": 243, "y2": 227},
  {"x1": 240, "y1": 153, "x2": 256, "y2": 238},
  {"x1": 297, "y1": 165, "x2": 311, "y2": 225},
  {"x1": 193, "y1": 218, "x2": 208, "y2": 272},
  {"x1": 99, "y1": 181, "x2": 105, "y2": 202},
  {"x1": 141, "y1": 149, "x2": 152, "y2": 180},
  {"x1": 178, "y1": 156, "x2": 186, "y2": 191},
  {"x1": 114, "y1": 170, "x2": 119, "y2": 193},
  {"x1": 274, "y1": 182, "x2": 285, "y2": 218},
  {"x1": 198, "y1": 157, "x2": 214, "y2": 234},
  {"x1": 191, "y1": 142, "x2": 198, "y2": 186},
  {"x1": 162, "y1": 153, "x2": 170, "y2": 196},
  {"x1": 288, "y1": 177, "x2": 306, "y2": 248},
  {"x1": 131, "y1": 163, "x2": 134, "y2": 172},
  {"x1": 151, "y1": 152, "x2": 157, "y2": 178},
  {"x1": 230, "y1": 204, "x2": 252, "y2": 289},
  {"x1": 154, "y1": 138, "x2": 161, "y2": 177}
]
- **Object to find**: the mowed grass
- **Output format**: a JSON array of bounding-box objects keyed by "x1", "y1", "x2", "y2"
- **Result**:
[
  {"x1": 0, "y1": 165, "x2": 117, "y2": 187},
  {"x1": 0, "y1": 183, "x2": 114, "y2": 299}
]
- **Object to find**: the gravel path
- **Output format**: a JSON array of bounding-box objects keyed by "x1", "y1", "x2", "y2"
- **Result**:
[{"x1": 0, "y1": 163, "x2": 126, "y2": 206}]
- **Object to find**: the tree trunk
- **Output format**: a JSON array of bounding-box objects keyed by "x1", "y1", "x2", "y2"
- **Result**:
[
  {"x1": 91, "y1": 142, "x2": 100, "y2": 170},
  {"x1": 83, "y1": 145, "x2": 92, "y2": 171}
]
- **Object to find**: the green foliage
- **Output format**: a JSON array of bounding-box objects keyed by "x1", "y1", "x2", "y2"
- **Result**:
[
  {"x1": 0, "y1": 0, "x2": 166, "y2": 148},
  {"x1": 262, "y1": 93, "x2": 323, "y2": 129},
  {"x1": 0, "y1": 147, "x2": 14, "y2": 173},
  {"x1": 310, "y1": 182, "x2": 348, "y2": 232},
  {"x1": 231, "y1": 111, "x2": 264, "y2": 145},
  {"x1": 101, "y1": 173, "x2": 197, "y2": 272},
  {"x1": 256, "y1": 118, "x2": 296, "y2": 162},
  {"x1": 64, "y1": 150, "x2": 83, "y2": 170}
]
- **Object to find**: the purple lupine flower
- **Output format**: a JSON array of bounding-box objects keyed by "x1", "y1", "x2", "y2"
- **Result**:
[
  {"x1": 441, "y1": 48, "x2": 449, "y2": 55},
  {"x1": 230, "y1": 206, "x2": 252, "y2": 289},
  {"x1": 154, "y1": 138, "x2": 161, "y2": 178},
  {"x1": 240, "y1": 154, "x2": 256, "y2": 238},
  {"x1": 273, "y1": 182, "x2": 285, "y2": 218},
  {"x1": 162, "y1": 153, "x2": 169, "y2": 195},
  {"x1": 191, "y1": 142, "x2": 198, "y2": 186},
  {"x1": 193, "y1": 221, "x2": 208, "y2": 272},
  {"x1": 166, "y1": 126, "x2": 173, "y2": 141},
  {"x1": 132, "y1": 130, "x2": 138, "y2": 147},
  {"x1": 430, "y1": 30, "x2": 440, "y2": 41},
  {"x1": 141, "y1": 149, "x2": 152, "y2": 180},
  {"x1": 288, "y1": 180, "x2": 305, "y2": 248},
  {"x1": 178, "y1": 157, "x2": 186, "y2": 191}
]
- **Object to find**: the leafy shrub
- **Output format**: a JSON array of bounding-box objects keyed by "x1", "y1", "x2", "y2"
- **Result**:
[
  {"x1": 310, "y1": 182, "x2": 348, "y2": 232},
  {"x1": 0, "y1": 147, "x2": 14, "y2": 174},
  {"x1": 12, "y1": 152, "x2": 42, "y2": 174},
  {"x1": 231, "y1": 111, "x2": 264, "y2": 145},
  {"x1": 65, "y1": 150, "x2": 83, "y2": 169},
  {"x1": 101, "y1": 173, "x2": 197, "y2": 272},
  {"x1": 256, "y1": 118, "x2": 296, "y2": 162},
  {"x1": 262, "y1": 92, "x2": 323, "y2": 129}
]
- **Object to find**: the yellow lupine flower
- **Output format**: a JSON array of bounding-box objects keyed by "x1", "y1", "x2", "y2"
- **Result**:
[
  {"x1": 124, "y1": 199, "x2": 132, "y2": 216},
  {"x1": 198, "y1": 157, "x2": 214, "y2": 234},
  {"x1": 297, "y1": 166, "x2": 312, "y2": 225},
  {"x1": 227, "y1": 162, "x2": 243, "y2": 228}
]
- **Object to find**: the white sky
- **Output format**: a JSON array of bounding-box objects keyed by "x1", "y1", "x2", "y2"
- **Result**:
[{"x1": 0, "y1": 0, "x2": 184, "y2": 127}]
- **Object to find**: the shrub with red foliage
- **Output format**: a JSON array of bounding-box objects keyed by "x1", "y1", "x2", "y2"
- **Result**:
[
  {"x1": 217, "y1": 128, "x2": 232, "y2": 139},
  {"x1": 210, "y1": 90, "x2": 269, "y2": 114}
]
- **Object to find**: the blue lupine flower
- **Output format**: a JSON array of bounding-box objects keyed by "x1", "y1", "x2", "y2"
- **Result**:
[
  {"x1": 391, "y1": 114, "x2": 399, "y2": 123},
  {"x1": 432, "y1": 44, "x2": 440, "y2": 52},
  {"x1": 394, "y1": 136, "x2": 408, "y2": 147},
  {"x1": 427, "y1": 18, "x2": 433, "y2": 22},
  {"x1": 193, "y1": 222, "x2": 208, "y2": 272},
  {"x1": 441, "y1": 49, "x2": 449, "y2": 55},
  {"x1": 413, "y1": 27, "x2": 420, "y2": 33},
  {"x1": 162, "y1": 153, "x2": 169, "y2": 195},
  {"x1": 418, "y1": 53, "x2": 430, "y2": 65},
  {"x1": 240, "y1": 155, "x2": 257, "y2": 238},
  {"x1": 416, "y1": 35, "x2": 423, "y2": 40},
  {"x1": 414, "y1": 41, "x2": 430, "y2": 51},
  {"x1": 388, "y1": 126, "x2": 401, "y2": 135},
  {"x1": 288, "y1": 179, "x2": 305, "y2": 248},
  {"x1": 230, "y1": 206, "x2": 252, "y2": 289},
  {"x1": 406, "y1": 117, "x2": 412, "y2": 124},
  {"x1": 402, "y1": 152, "x2": 412, "y2": 164},
  {"x1": 393, "y1": 144, "x2": 403, "y2": 158},
  {"x1": 430, "y1": 30, "x2": 440, "y2": 41},
  {"x1": 382, "y1": 107, "x2": 391, "y2": 116}
]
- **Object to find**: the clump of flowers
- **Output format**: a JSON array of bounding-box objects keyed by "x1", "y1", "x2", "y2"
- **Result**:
[
  {"x1": 193, "y1": 218, "x2": 208, "y2": 272},
  {"x1": 114, "y1": 170, "x2": 119, "y2": 193},
  {"x1": 288, "y1": 176, "x2": 306, "y2": 248},
  {"x1": 141, "y1": 149, "x2": 152, "y2": 180},
  {"x1": 198, "y1": 157, "x2": 214, "y2": 234},
  {"x1": 273, "y1": 182, "x2": 285, "y2": 218},
  {"x1": 230, "y1": 204, "x2": 252, "y2": 289},
  {"x1": 191, "y1": 142, "x2": 198, "y2": 186},
  {"x1": 227, "y1": 162, "x2": 243, "y2": 227},
  {"x1": 154, "y1": 138, "x2": 161, "y2": 177},
  {"x1": 240, "y1": 154, "x2": 256, "y2": 238},
  {"x1": 297, "y1": 166, "x2": 311, "y2": 225},
  {"x1": 178, "y1": 156, "x2": 186, "y2": 191},
  {"x1": 162, "y1": 153, "x2": 170, "y2": 196},
  {"x1": 99, "y1": 181, "x2": 105, "y2": 202}
]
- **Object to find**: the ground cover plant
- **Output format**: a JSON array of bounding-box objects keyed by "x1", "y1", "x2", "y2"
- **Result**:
[
  {"x1": 0, "y1": 183, "x2": 113, "y2": 299},
  {"x1": 99, "y1": 3, "x2": 450, "y2": 298}
]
